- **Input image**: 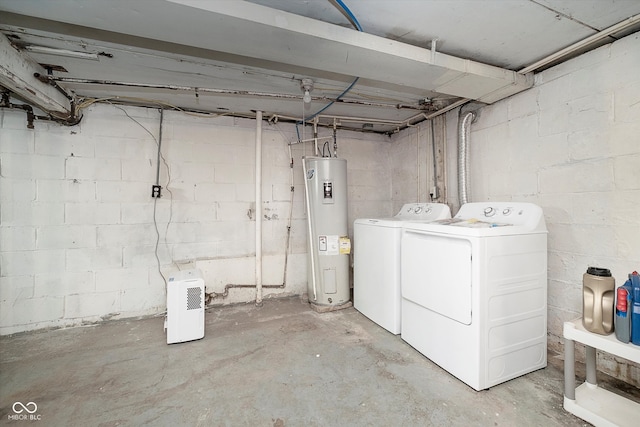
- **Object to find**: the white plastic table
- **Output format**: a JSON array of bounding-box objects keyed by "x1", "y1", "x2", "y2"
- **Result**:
[{"x1": 563, "y1": 318, "x2": 640, "y2": 426}]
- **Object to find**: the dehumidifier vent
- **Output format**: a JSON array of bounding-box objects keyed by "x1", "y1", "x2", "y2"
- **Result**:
[
  {"x1": 187, "y1": 286, "x2": 202, "y2": 310},
  {"x1": 166, "y1": 269, "x2": 205, "y2": 344}
]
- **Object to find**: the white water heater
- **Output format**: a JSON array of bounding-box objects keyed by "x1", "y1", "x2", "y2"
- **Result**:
[
  {"x1": 303, "y1": 156, "x2": 351, "y2": 310},
  {"x1": 165, "y1": 269, "x2": 205, "y2": 344}
]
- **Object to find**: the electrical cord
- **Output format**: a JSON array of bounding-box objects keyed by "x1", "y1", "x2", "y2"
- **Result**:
[
  {"x1": 152, "y1": 109, "x2": 173, "y2": 290},
  {"x1": 108, "y1": 103, "x2": 174, "y2": 295},
  {"x1": 78, "y1": 96, "x2": 233, "y2": 119},
  {"x1": 303, "y1": 77, "x2": 360, "y2": 123}
]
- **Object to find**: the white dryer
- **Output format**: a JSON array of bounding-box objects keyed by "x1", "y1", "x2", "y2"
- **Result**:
[
  {"x1": 354, "y1": 203, "x2": 451, "y2": 334},
  {"x1": 401, "y1": 202, "x2": 547, "y2": 390}
]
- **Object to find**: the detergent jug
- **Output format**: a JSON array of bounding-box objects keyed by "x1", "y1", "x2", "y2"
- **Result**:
[{"x1": 582, "y1": 267, "x2": 615, "y2": 335}]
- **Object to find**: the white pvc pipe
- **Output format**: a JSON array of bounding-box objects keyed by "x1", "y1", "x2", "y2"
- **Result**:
[
  {"x1": 255, "y1": 110, "x2": 263, "y2": 306},
  {"x1": 301, "y1": 158, "x2": 317, "y2": 301},
  {"x1": 519, "y1": 13, "x2": 640, "y2": 74},
  {"x1": 272, "y1": 98, "x2": 470, "y2": 130}
]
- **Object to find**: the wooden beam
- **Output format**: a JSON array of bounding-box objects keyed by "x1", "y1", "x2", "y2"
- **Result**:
[{"x1": 0, "y1": 33, "x2": 72, "y2": 118}]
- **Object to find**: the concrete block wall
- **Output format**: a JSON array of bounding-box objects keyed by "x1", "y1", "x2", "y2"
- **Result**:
[
  {"x1": 390, "y1": 126, "x2": 423, "y2": 210},
  {"x1": 336, "y1": 130, "x2": 393, "y2": 228},
  {"x1": 389, "y1": 115, "x2": 447, "y2": 213},
  {"x1": 0, "y1": 104, "x2": 389, "y2": 334}
]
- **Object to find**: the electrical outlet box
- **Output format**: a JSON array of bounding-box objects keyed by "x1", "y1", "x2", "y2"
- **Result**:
[{"x1": 431, "y1": 186, "x2": 438, "y2": 199}]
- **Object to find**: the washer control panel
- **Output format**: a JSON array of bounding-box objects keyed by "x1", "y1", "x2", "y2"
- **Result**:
[
  {"x1": 405, "y1": 204, "x2": 431, "y2": 215},
  {"x1": 395, "y1": 203, "x2": 451, "y2": 221}
]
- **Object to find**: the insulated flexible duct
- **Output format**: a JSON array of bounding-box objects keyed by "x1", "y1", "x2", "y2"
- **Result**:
[{"x1": 458, "y1": 111, "x2": 475, "y2": 206}]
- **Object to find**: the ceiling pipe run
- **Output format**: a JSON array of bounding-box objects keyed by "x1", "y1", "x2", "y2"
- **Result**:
[
  {"x1": 274, "y1": 98, "x2": 470, "y2": 133},
  {"x1": 44, "y1": 76, "x2": 436, "y2": 112},
  {"x1": 519, "y1": 12, "x2": 640, "y2": 73},
  {"x1": 70, "y1": 94, "x2": 466, "y2": 135}
]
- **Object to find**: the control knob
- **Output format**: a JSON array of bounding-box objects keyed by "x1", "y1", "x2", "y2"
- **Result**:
[{"x1": 483, "y1": 207, "x2": 496, "y2": 217}]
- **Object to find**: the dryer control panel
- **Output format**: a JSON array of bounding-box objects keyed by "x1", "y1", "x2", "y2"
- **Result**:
[
  {"x1": 454, "y1": 202, "x2": 546, "y2": 232},
  {"x1": 482, "y1": 206, "x2": 517, "y2": 218}
]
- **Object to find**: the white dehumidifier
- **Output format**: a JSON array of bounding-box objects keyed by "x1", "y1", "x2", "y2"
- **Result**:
[{"x1": 165, "y1": 269, "x2": 205, "y2": 344}]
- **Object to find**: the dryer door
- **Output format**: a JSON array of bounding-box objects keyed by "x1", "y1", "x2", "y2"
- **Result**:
[{"x1": 401, "y1": 231, "x2": 472, "y2": 325}]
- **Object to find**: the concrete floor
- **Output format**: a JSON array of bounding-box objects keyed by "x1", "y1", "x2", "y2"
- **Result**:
[{"x1": 1, "y1": 297, "x2": 592, "y2": 426}]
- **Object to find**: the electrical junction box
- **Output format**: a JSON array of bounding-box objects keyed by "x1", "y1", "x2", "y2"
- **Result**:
[{"x1": 165, "y1": 269, "x2": 205, "y2": 344}]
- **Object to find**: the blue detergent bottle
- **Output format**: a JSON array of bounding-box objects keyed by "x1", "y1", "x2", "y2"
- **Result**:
[
  {"x1": 630, "y1": 272, "x2": 640, "y2": 346},
  {"x1": 615, "y1": 277, "x2": 632, "y2": 343},
  {"x1": 615, "y1": 285, "x2": 631, "y2": 343}
]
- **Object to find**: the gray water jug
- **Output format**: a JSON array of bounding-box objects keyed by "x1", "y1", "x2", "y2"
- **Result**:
[{"x1": 582, "y1": 267, "x2": 615, "y2": 335}]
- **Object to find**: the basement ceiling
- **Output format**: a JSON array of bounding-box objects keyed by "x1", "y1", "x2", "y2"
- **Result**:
[{"x1": 1, "y1": 0, "x2": 639, "y2": 133}]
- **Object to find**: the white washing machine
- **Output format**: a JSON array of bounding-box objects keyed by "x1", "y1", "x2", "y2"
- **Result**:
[
  {"x1": 353, "y1": 203, "x2": 451, "y2": 334},
  {"x1": 401, "y1": 202, "x2": 547, "y2": 390}
]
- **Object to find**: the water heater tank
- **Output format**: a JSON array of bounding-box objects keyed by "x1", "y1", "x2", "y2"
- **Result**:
[{"x1": 303, "y1": 156, "x2": 351, "y2": 311}]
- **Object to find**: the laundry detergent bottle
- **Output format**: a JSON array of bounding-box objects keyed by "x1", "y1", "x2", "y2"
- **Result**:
[
  {"x1": 615, "y1": 281, "x2": 632, "y2": 343},
  {"x1": 582, "y1": 267, "x2": 615, "y2": 335},
  {"x1": 630, "y1": 272, "x2": 640, "y2": 346}
]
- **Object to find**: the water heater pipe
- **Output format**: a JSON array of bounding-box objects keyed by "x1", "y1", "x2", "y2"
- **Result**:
[
  {"x1": 255, "y1": 110, "x2": 263, "y2": 306},
  {"x1": 301, "y1": 158, "x2": 317, "y2": 301},
  {"x1": 430, "y1": 119, "x2": 438, "y2": 201},
  {"x1": 333, "y1": 120, "x2": 338, "y2": 158},
  {"x1": 458, "y1": 111, "x2": 475, "y2": 206},
  {"x1": 313, "y1": 118, "x2": 319, "y2": 156}
]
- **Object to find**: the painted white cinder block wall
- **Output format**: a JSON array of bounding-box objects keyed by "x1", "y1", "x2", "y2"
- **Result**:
[
  {"x1": 0, "y1": 105, "x2": 390, "y2": 335},
  {"x1": 389, "y1": 116, "x2": 447, "y2": 212}
]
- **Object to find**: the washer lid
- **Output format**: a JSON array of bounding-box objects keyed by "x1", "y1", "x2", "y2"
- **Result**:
[
  {"x1": 403, "y1": 217, "x2": 547, "y2": 237},
  {"x1": 354, "y1": 203, "x2": 451, "y2": 228},
  {"x1": 354, "y1": 217, "x2": 405, "y2": 228}
]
